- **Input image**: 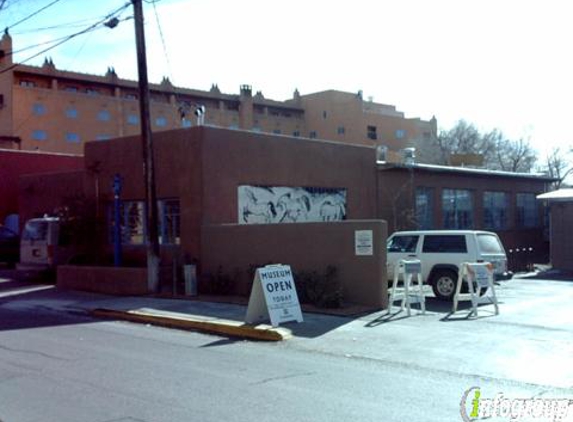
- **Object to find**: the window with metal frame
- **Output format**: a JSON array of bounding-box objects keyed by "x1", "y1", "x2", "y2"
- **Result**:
[
  {"x1": 516, "y1": 193, "x2": 538, "y2": 228},
  {"x1": 483, "y1": 191, "x2": 508, "y2": 229},
  {"x1": 159, "y1": 199, "x2": 180, "y2": 245},
  {"x1": 108, "y1": 199, "x2": 180, "y2": 245},
  {"x1": 415, "y1": 187, "x2": 434, "y2": 229},
  {"x1": 442, "y1": 189, "x2": 473, "y2": 229}
]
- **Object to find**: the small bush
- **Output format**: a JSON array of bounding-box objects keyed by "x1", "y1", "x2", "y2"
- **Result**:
[
  {"x1": 294, "y1": 265, "x2": 343, "y2": 309},
  {"x1": 208, "y1": 266, "x2": 240, "y2": 295}
]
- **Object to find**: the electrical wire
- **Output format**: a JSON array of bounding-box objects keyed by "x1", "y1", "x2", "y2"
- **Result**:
[
  {"x1": 8, "y1": 16, "x2": 133, "y2": 56},
  {"x1": 13, "y1": 16, "x2": 105, "y2": 35},
  {"x1": 5, "y1": 0, "x2": 63, "y2": 31},
  {"x1": 0, "y1": 2, "x2": 132, "y2": 75},
  {"x1": 151, "y1": 0, "x2": 173, "y2": 80},
  {"x1": 12, "y1": 3, "x2": 133, "y2": 36},
  {"x1": 149, "y1": 0, "x2": 193, "y2": 121}
]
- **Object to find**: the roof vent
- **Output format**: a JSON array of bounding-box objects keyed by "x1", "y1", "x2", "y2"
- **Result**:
[
  {"x1": 402, "y1": 147, "x2": 416, "y2": 166},
  {"x1": 376, "y1": 145, "x2": 388, "y2": 162}
]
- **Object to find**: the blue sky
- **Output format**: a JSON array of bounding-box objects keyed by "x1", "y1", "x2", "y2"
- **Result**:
[{"x1": 4, "y1": 0, "x2": 573, "y2": 163}]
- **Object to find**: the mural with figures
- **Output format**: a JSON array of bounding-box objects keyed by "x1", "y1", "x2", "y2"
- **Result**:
[{"x1": 238, "y1": 185, "x2": 347, "y2": 224}]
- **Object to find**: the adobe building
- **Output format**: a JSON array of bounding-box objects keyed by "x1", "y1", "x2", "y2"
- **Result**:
[
  {"x1": 19, "y1": 126, "x2": 555, "y2": 305},
  {"x1": 377, "y1": 162, "x2": 554, "y2": 269},
  {"x1": 0, "y1": 148, "x2": 84, "y2": 225},
  {"x1": 0, "y1": 32, "x2": 436, "y2": 162},
  {"x1": 20, "y1": 126, "x2": 388, "y2": 307},
  {"x1": 537, "y1": 189, "x2": 573, "y2": 271}
]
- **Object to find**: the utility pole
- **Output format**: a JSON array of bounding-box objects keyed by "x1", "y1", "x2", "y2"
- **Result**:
[{"x1": 132, "y1": 0, "x2": 160, "y2": 292}]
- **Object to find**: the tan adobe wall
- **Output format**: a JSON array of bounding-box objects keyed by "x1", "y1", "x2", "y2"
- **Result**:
[
  {"x1": 83, "y1": 126, "x2": 379, "y2": 283},
  {"x1": 58, "y1": 265, "x2": 148, "y2": 295},
  {"x1": 85, "y1": 129, "x2": 204, "y2": 261},
  {"x1": 18, "y1": 170, "x2": 91, "y2": 226},
  {"x1": 200, "y1": 127, "x2": 378, "y2": 224},
  {"x1": 299, "y1": 91, "x2": 435, "y2": 152},
  {"x1": 201, "y1": 220, "x2": 388, "y2": 308}
]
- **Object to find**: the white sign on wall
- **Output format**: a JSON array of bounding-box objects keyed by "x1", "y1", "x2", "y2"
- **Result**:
[
  {"x1": 245, "y1": 264, "x2": 303, "y2": 327},
  {"x1": 355, "y1": 230, "x2": 373, "y2": 256}
]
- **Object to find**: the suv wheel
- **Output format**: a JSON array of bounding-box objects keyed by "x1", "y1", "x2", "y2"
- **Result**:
[{"x1": 431, "y1": 269, "x2": 458, "y2": 301}]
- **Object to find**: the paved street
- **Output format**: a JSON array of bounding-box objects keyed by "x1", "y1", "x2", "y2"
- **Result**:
[{"x1": 0, "y1": 271, "x2": 572, "y2": 422}]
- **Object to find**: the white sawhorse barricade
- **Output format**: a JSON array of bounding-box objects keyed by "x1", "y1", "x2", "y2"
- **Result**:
[
  {"x1": 452, "y1": 262, "x2": 499, "y2": 316},
  {"x1": 388, "y1": 259, "x2": 425, "y2": 316}
]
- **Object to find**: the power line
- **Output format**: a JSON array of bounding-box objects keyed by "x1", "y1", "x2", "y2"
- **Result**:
[
  {"x1": 5, "y1": 0, "x2": 63, "y2": 31},
  {"x1": 9, "y1": 16, "x2": 133, "y2": 57},
  {"x1": 12, "y1": 4, "x2": 133, "y2": 35},
  {"x1": 0, "y1": 2, "x2": 132, "y2": 75},
  {"x1": 151, "y1": 0, "x2": 172, "y2": 80},
  {"x1": 13, "y1": 17, "x2": 104, "y2": 35}
]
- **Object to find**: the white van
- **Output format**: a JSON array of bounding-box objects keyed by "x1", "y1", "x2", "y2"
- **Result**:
[
  {"x1": 17, "y1": 217, "x2": 76, "y2": 274},
  {"x1": 387, "y1": 230, "x2": 512, "y2": 300}
]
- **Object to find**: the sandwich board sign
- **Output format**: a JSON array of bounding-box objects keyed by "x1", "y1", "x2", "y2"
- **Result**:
[
  {"x1": 471, "y1": 264, "x2": 491, "y2": 288},
  {"x1": 245, "y1": 264, "x2": 303, "y2": 327}
]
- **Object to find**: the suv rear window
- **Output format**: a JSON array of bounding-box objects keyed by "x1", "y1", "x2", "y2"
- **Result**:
[
  {"x1": 422, "y1": 235, "x2": 467, "y2": 253},
  {"x1": 387, "y1": 235, "x2": 419, "y2": 253},
  {"x1": 477, "y1": 234, "x2": 504, "y2": 254}
]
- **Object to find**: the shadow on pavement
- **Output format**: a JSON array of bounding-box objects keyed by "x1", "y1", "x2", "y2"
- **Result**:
[
  {"x1": 0, "y1": 275, "x2": 357, "y2": 339},
  {"x1": 200, "y1": 338, "x2": 245, "y2": 348},
  {"x1": 282, "y1": 314, "x2": 354, "y2": 338},
  {"x1": 517, "y1": 269, "x2": 573, "y2": 281},
  {"x1": 364, "y1": 296, "x2": 500, "y2": 327},
  {"x1": 0, "y1": 272, "x2": 103, "y2": 332},
  {"x1": 0, "y1": 288, "x2": 97, "y2": 332}
]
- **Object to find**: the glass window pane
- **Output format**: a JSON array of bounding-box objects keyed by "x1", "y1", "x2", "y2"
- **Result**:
[
  {"x1": 477, "y1": 234, "x2": 504, "y2": 253},
  {"x1": 98, "y1": 110, "x2": 111, "y2": 121},
  {"x1": 65, "y1": 132, "x2": 80, "y2": 143},
  {"x1": 159, "y1": 199, "x2": 180, "y2": 245},
  {"x1": 32, "y1": 103, "x2": 46, "y2": 115},
  {"x1": 415, "y1": 187, "x2": 434, "y2": 229},
  {"x1": 516, "y1": 193, "x2": 538, "y2": 228},
  {"x1": 442, "y1": 189, "x2": 473, "y2": 229},
  {"x1": 387, "y1": 235, "x2": 419, "y2": 253},
  {"x1": 127, "y1": 114, "x2": 139, "y2": 125},
  {"x1": 123, "y1": 202, "x2": 145, "y2": 244},
  {"x1": 423, "y1": 235, "x2": 467, "y2": 253},
  {"x1": 32, "y1": 130, "x2": 47, "y2": 141},
  {"x1": 66, "y1": 108, "x2": 78, "y2": 118},
  {"x1": 483, "y1": 191, "x2": 508, "y2": 229}
]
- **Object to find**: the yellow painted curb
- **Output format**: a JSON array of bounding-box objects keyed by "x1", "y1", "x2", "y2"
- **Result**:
[{"x1": 90, "y1": 308, "x2": 290, "y2": 341}]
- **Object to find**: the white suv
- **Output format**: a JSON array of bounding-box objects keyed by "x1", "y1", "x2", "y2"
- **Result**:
[{"x1": 387, "y1": 230, "x2": 512, "y2": 300}]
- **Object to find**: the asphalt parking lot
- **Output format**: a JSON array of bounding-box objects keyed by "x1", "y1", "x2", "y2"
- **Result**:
[{"x1": 1, "y1": 268, "x2": 572, "y2": 421}]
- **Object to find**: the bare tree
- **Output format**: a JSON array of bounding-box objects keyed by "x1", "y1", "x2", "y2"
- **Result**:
[
  {"x1": 491, "y1": 138, "x2": 537, "y2": 173},
  {"x1": 437, "y1": 120, "x2": 537, "y2": 173},
  {"x1": 540, "y1": 147, "x2": 573, "y2": 189},
  {"x1": 437, "y1": 120, "x2": 499, "y2": 164}
]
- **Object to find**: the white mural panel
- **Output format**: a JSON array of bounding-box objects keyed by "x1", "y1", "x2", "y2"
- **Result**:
[{"x1": 238, "y1": 185, "x2": 347, "y2": 224}]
